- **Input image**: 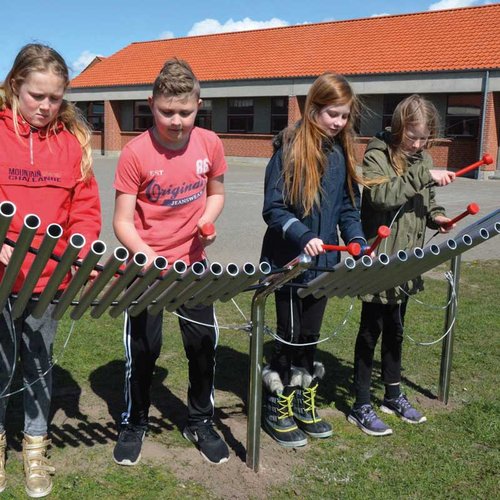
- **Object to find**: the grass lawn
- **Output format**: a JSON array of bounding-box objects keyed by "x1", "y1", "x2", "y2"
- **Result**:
[{"x1": 2, "y1": 260, "x2": 499, "y2": 499}]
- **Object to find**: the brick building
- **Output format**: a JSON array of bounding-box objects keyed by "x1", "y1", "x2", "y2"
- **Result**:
[{"x1": 68, "y1": 5, "x2": 500, "y2": 177}]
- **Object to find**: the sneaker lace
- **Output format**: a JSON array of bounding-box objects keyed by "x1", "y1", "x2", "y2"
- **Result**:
[
  {"x1": 120, "y1": 427, "x2": 143, "y2": 443},
  {"x1": 361, "y1": 405, "x2": 377, "y2": 423},
  {"x1": 277, "y1": 391, "x2": 295, "y2": 420},
  {"x1": 303, "y1": 384, "x2": 321, "y2": 422},
  {"x1": 395, "y1": 394, "x2": 412, "y2": 411},
  {"x1": 195, "y1": 422, "x2": 220, "y2": 442}
]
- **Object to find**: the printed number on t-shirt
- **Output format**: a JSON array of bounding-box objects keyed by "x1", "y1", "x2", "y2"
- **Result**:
[{"x1": 196, "y1": 158, "x2": 210, "y2": 175}]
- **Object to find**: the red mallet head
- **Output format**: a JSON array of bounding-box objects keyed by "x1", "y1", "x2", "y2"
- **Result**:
[
  {"x1": 377, "y1": 225, "x2": 391, "y2": 239},
  {"x1": 467, "y1": 203, "x2": 480, "y2": 215},
  {"x1": 347, "y1": 242, "x2": 361, "y2": 257},
  {"x1": 200, "y1": 222, "x2": 215, "y2": 237},
  {"x1": 482, "y1": 153, "x2": 493, "y2": 165}
]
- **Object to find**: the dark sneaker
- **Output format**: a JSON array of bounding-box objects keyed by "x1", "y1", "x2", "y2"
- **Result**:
[
  {"x1": 381, "y1": 394, "x2": 427, "y2": 424},
  {"x1": 348, "y1": 404, "x2": 393, "y2": 436},
  {"x1": 183, "y1": 420, "x2": 229, "y2": 464},
  {"x1": 262, "y1": 387, "x2": 308, "y2": 447},
  {"x1": 113, "y1": 425, "x2": 146, "y2": 466},
  {"x1": 292, "y1": 383, "x2": 333, "y2": 438}
]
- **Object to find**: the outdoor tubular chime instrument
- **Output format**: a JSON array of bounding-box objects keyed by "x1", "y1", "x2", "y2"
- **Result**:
[{"x1": 0, "y1": 153, "x2": 497, "y2": 473}]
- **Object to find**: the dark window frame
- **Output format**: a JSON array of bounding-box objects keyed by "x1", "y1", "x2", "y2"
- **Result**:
[{"x1": 227, "y1": 98, "x2": 254, "y2": 133}]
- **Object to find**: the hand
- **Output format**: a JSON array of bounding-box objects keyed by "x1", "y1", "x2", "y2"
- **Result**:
[
  {"x1": 434, "y1": 215, "x2": 455, "y2": 233},
  {"x1": 304, "y1": 238, "x2": 325, "y2": 257},
  {"x1": 197, "y1": 220, "x2": 216, "y2": 248},
  {"x1": 0, "y1": 244, "x2": 13, "y2": 266},
  {"x1": 430, "y1": 169, "x2": 456, "y2": 186}
]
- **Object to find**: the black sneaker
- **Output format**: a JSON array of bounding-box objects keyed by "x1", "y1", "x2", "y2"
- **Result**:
[
  {"x1": 113, "y1": 425, "x2": 146, "y2": 466},
  {"x1": 262, "y1": 386, "x2": 308, "y2": 447},
  {"x1": 183, "y1": 420, "x2": 229, "y2": 464},
  {"x1": 292, "y1": 383, "x2": 333, "y2": 438}
]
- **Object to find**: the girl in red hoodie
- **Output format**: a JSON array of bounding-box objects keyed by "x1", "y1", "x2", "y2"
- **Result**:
[{"x1": 0, "y1": 44, "x2": 101, "y2": 497}]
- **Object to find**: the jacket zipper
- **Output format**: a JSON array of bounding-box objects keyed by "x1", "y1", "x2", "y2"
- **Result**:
[{"x1": 29, "y1": 128, "x2": 34, "y2": 165}]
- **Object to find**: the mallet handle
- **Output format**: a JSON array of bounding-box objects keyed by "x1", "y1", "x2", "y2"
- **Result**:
[{"x1": 322, "y1": 242, "x2": 361, "y2": 256}]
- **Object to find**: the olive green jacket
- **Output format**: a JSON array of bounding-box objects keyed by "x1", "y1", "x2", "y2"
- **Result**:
[{"x1": 360, "y1": 134, "x2": 446, "y2": 304}]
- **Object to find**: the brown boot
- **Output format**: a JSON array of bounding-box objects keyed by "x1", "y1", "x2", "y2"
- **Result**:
[
  {"x1": 22, "y1": 435, "x2": 55, "y2": 498},
  {"x1": 0, "y1": 432, "x2": 6, "y2": 493}
]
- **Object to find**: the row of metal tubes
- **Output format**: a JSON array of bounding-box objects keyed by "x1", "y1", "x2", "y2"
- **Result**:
[
  {"x1": 1, "y1": 200, "x2": 497, "y2": 318},
  {"x1": 311, "y1": 218, "x2": 499, "y2": 300},
  {"x1": 351, "y1": 248, "x2": 429, "y2": 298},
  {"x1": 353, "y1": 225, "x2": 497, "y2": 299}
]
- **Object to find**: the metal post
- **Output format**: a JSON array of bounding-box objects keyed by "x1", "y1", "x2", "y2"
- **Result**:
[
  {"x1": 438, "y1": 255, "x2": 461, "y2": 404},
  {"x1": 246, "y1": 292, "x2": 266, "y2": 472},
  {"x1": 246, "y1": 254, "x2": 311, "y2": 471}
]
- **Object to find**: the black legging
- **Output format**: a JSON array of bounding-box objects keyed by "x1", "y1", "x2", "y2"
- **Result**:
[
  {"x1": 269, "y1": 287, "x2": 328, "y2": 385},
  {"x1": 353, "y1": 300, "x2": 408, "y2": 406}
]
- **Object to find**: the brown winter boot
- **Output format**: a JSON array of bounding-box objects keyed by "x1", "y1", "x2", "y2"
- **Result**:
[
  {"x1": 0, "y1": 432, "x2": 6, "y2": 493},
  {"x1": 22, "y1": 435, "x2": 55, "y2": 498}
]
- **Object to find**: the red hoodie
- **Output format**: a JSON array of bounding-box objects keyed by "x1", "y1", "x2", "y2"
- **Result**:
[{"x1": 0, "y1": 107, "x2": 102, "y2": 293}]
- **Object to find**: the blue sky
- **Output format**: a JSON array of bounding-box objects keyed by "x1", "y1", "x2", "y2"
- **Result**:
[{"x1": 1, "y1": 0, "x2": 494, "y2": 80}]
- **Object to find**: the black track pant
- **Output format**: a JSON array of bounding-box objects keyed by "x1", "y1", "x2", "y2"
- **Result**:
[
  {"x1": 353, "y1": 300, "x2": 408, "y2": 405},
  {"x1": 120, "y1": 303, "x2": 218, "y2": 428}
]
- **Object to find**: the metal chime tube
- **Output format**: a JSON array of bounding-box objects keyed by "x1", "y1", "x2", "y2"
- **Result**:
[
  {"x1": 360, "y1": 249, "x2": 409, "y2": 296},
  {"x1": 108, "y1": 256, "x2": 168, "y2": 318},
  {"x1": 199, "y1": 263, "x2": 240, "y2": 306},
  {"x1": 312, "y1": 257, "x2": 358, "y2": 299},
  {"x1": 342, "y1": 253, "x2": 391, "y2": 298},
  {"x1": 365, "y1": 248, "x2": 424, "y2": 297},
  {"x1": 32, "y1": 234, "x2": 86, "y2": 319},
  {"x1": 52, "y1": 240, "x2": 108, "y2": 320},
  {"x1": 12, "y1": 224, "x2": 63, "y2": 319},
  {"x1": 331, "y1": 255, "x2": 373, "y2": 298},
  {"x1": 128, "y1": 260, "x2": 187, "y2": 317},
  {"x1": 0, "y1": 201, "x2": 16, "y2": 246},
  {"x1": 217, "y1": 263, "x2": 257, "y2": 303},
  {"x1": 90, "y1": 252, "x2": 148, "y2": 319},
  {"x1": 0, "y1": 214, "x2": 40, "y2": 311},
  {"x1": 298, "y1": 257, "x2": 356, "y2": 299},
  {"x1": 184, "y1": 262, "x2": 225, "y2": 307},
  {"x1": 148, "y1": 262, "x2": 206, "y2": 315},
  {"x1": 220, "y1": 262, "x2": 272, "y2": 303},
  {"x1": 164, "y1": 262, "x2": 210, "y2": 312},
  {"x1": 71, "y1": 246, "x2": 129, "y2": 320}
]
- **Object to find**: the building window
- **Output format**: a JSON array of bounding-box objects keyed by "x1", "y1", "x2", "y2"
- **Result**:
[
  {"x1": 196, "y1": 99, "x2": 212, "y2": 130},
  {"x1": 271, "y1": 97, "x2": 288, "y2": 133},
  {"x1": 445, "y1": 94, "x2": 481, "y2": 137},
  {"x1": 134, "y1": 101, "x2": 153, "y2": 131},
  {"x1": 77, "y1": 101, "x2": 104, "y2": 131},
  {"x1": 227, "y1": 98, "x2": 254, "y2": 133},
  {"x1": 382, "y1": 94, "x2": 410, "y2": 129}
]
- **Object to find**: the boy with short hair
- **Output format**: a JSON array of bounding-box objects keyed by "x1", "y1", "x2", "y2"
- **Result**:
[{"x1": 112, "y1": 58, "x2": 228, "y2": 465}]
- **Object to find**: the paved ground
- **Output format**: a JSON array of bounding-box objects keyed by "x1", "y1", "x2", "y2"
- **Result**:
[{"x1": 93, "y1": 156, "x2": 499, "y2": 264}]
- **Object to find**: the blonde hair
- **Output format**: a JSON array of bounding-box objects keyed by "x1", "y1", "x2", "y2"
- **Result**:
[
  {"x1": 153, "y1": 58, "x2": 200, "y2": 100},
  {"x1": 0, "y1": 43, "x2": 93, "y2": 181},
  {"x1": 388, "y1": 94, "x2": 439, "y2": 177},
  {"x1": 281, "y1": 73, "x2": 363, "y2": 216}
]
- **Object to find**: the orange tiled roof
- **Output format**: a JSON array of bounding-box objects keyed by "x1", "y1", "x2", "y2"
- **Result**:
[{"x1": 71, "y1": 5, "x2": 500, "y2": 89}]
